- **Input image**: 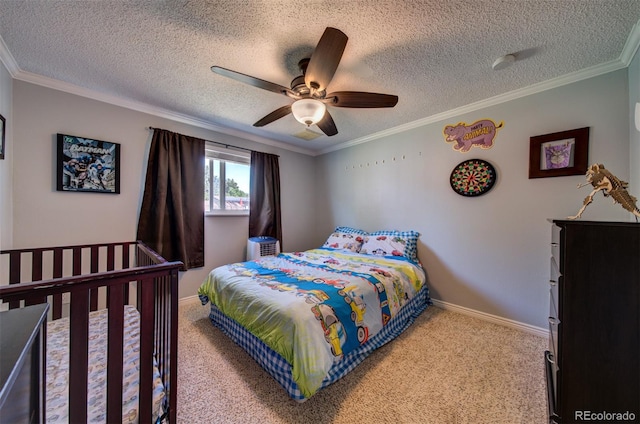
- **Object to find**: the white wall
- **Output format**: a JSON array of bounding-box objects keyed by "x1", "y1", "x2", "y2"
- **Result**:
[
  {"x1": 0, "y1": 62, "x2": 11, "y2": 248},
  {"x1": 10, "y1": 80, "x2": 318, "y2": 298},
  {"x1": 630, "y1": 47, "x2": 640, "y2": 190},
  {"x1": 315, "y1": 70, "x2": 632, "y2": 329}
]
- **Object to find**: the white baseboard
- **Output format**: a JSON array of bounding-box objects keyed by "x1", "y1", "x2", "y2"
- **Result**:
[
  {"x1": 430, "y1": 299, "x2": 549, "y2": 338},
  {"x1": 179, "y1": 295, "x2": 202, "y2": 306},
  {"x1": 178, "y1": 294, "x2": 548, "y2": 337}
]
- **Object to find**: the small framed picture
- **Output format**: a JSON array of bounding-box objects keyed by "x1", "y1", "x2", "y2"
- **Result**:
[
  {"x1": 528, "y1": 127, "x2": 589, "y2": 179},
  {"x1": 0, "y1": 114, "x2": 5, "y2": 160},
  {"x1": 56, "y1": 133, "x2": 120, "y2": 193}
]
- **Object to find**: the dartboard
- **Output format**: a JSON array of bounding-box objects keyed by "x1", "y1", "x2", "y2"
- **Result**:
[{"x1": 450, "y1": 159, "x2": 497, "y2": 197}]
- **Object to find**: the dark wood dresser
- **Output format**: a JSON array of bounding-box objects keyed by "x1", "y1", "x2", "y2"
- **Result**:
[
  {"x1": 545, "y1": 220, "x2": 639, "y2": 423},
  {"x1": 0, "y1": 303, "x2": 48, "y2": 423}
]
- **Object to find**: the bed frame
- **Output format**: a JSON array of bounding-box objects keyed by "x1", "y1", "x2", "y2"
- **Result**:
[{"x1": 0, "y1": 241, "x2": 182, "y2": 423}]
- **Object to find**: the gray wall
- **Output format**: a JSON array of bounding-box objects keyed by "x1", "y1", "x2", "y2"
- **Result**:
[
  {"x1": 2, "y1": 58, "x2": 637, "y2": 329},
  {"x1": 315, "y1": 69, "x2": 633, "y2": 329},
  {"x1": 0, "y1": 61, "x2": 11, "y2": 249},
  {"x1": 8, "y1": 81, "x2": 318, "y2": 298},
  {"x1": 630, "y1": 47, "x2": 640, "y2": 190}
]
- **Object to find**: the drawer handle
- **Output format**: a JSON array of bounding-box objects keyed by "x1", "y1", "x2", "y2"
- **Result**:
[
  {"x1": 550, "y1": 242, "x2": 559, "y2": 247},
  {"x1": 549, "y1": 279, "x2": 557, "y2": 286},
  {"x1": 548, "y1": 317, "x2": 558, "y2": 326},
  {"x1": 546, "y1": 351, "x2": 555, "y2": 364}
]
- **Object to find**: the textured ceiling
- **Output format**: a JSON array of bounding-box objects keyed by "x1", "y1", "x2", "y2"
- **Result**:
[{"x1": 1, "y1": 1, "x2": 639, "y2": 155}]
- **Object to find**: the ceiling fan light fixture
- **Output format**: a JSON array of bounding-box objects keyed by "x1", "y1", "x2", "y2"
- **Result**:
[{"x1": 291, "y1": 98, "x2": 326, "y2": 126}]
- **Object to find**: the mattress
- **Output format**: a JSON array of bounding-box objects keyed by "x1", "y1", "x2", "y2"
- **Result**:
[{"x1": 45, "y1": 305, "x2": 165, "y2": 423}]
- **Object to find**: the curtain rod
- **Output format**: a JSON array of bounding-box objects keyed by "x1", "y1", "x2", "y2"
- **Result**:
[{"x1": 148, "y1": 126, "x2": 278, "y2": 156}]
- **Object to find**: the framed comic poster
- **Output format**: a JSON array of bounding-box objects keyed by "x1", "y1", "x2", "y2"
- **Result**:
[{"x1": 56, "y1": 133, "x2": 120, "y2": 193}]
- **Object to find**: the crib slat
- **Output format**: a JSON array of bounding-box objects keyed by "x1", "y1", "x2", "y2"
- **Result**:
[
  {"x1": 138, "y1": 278, "x2": 154, "y2": 423},
  {"x1": 123, "y1": 282, "x2": 130, "y2": 305},
  {"x1": 122, "y1": 242, "x2": 131, "y2": 269},
  {"x1": 8, "y1": 251, "x2": 20, "y2": 284},
  {"x1": 8, "y1": 252, "x2": 21, "y2": 309},
  {"x1": 32, "y1": 250, "x2": 43, "y2": 281},
  {"x1": 90, "y1": 246, "x2": 99, "y2": 311},
  {"x1": 22, "y1": 251, "x2": 46, "y2": 306},
  {"x1": 68, "y1": 289, "x2": 90, "y2": 423},
  {"x1": 105, "y1": 246, "x2": 115, "y2": 309},
  {"x1": 157, "y1": 277, "x2": 166, "y2": 381},
  {"x1": 168, "y1": 269, "x2": 179, "y2": 423},
  {"x1": 72, "y1": 247, "x2": 81, "y2": 276},
  {"x1": 52, "y1": 248, "x2": 63, "y2": 319},
  {"x1": 123, "y1": 244, "x2": 131, "y2": 304},
  {"x1": 163, "y1": 276, "x2": 171, "y2": 403},
  {"x1": 106, "y1": 284, "x2": 124, "y2": 423},
  {"x1": 162, "y1": 277, "x2": 170, "y2": 383},
  {"x1": 90, "y1": 246, "x2": 99, "y2": 274},
  {"x1": 107, "y1": 245, "x2": 115, "y2": 271}
]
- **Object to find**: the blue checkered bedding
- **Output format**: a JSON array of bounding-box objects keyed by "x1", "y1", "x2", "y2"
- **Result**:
[
  {"x1": 198, "y1": 248, "x2": 430, "y2": 400},
  {"x1": 205, "y1": 282, "x2": 430, "y2": 401}
]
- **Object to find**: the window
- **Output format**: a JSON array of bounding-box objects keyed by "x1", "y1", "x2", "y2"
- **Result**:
[{"x1": 205, "y1": 145, "x2": 250, "y2": 215}]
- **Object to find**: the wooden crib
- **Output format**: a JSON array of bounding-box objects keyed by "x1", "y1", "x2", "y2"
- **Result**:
[{"x1": 0, "y1": 241, "x2": 182, "y2": 423}]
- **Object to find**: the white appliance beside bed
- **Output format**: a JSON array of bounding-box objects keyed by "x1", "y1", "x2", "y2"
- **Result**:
[{"x1": 198, "y1": 227, "x2": 431, "y2": 401}]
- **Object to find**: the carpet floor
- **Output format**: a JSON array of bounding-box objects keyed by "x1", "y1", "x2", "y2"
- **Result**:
[{"x1": 176, "y1": 298, "x2": 548, "y2": 424}]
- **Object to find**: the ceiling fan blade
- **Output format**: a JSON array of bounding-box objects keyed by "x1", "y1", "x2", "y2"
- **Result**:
[
  {"x1": 212, "y1": 66, "x2": 296, "y2": 97},
  {"x1": 316, "y1": 110, "x2": 338, "y2": 136},
  {"x1": 327, "y1": 91, "x2": 399, "y2": 108},
  {"x1": 305, "y1": 27, "x2": 348, "y2": 92},
  {"x1": 253, "y1": 105, "x2": 292, "y2": 127}
]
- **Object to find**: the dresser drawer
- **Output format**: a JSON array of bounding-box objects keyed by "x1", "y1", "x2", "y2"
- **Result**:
[
  {"x1": 548, "y1": 300, "x2": 559, "y2": 372},
  {"x1": 545, "y1": 351, "x2": 559, "y2": 423},
  {"x1": 549, "y1": 257, "x2": 560, "y2": 310},
  {"x1": 549, "y1": 286, "x2": 559, "y2": 328},
  {"x1": 548, "y1": 270, "x2": 560, "y2": 379},
  {"x1": 551, "y1": 224, "x2": 561, "y2": 265}
]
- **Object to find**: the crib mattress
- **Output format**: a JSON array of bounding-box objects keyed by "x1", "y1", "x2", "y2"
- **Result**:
[{"x1": 45, "y1": 305, "x2": 165, "y2": 423}]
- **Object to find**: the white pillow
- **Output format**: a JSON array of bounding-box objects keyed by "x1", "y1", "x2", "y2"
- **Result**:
[
  {"x1": 359, "y1": 230, "x2": 420, "y2": 261},
  {"x1": 322, "y1": 231, "x2": 365, "y2": 253}
]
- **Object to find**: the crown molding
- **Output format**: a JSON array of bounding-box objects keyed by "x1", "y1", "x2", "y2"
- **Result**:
[
  {"x1": 0, "y1": 37, "x2": 316, "y2": 157},
  {"x1": 620, "y1": 19, "x2": 640, "y2": 65},
  {"x1": 318, "y1": 58, "x2": 628, "y2": 155},
  {"x1": 15, "y1": 70, "x2": 316, "y2": 156},
  {"x1": 4, "y1": 58, "x2": 627, "y2": 158},
  {"x1": 318, "y1": 19, "x2": 640, "y2": 155},
  {"x1": 0, "y1": 36, "x2": 20, "y2": 76}
]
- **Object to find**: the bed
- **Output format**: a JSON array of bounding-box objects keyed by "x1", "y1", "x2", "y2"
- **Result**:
[
  {"x1": 198, "y1": 227, "x2": 430, "y2": 401},
  {"x1": 0, "y1": 241, "x2": 182, "y2": 423}
]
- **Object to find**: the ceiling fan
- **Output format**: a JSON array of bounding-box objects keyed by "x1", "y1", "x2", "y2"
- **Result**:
[{"x1": 211, "y1": 27, "x2": 399, "y2": 137}]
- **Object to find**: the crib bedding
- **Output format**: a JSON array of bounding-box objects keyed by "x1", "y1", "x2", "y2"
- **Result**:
[
  {"x1": 45, "y1": 305, "x2": 165, "y2": 423},
  {"x1": 198, "y1": 248, "x2": 430, "y2": 400}
]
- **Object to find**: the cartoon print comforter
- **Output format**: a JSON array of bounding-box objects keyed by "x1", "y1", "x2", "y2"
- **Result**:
[{"x1": 198, "y1": 248, "x2": 427, "y2": 399}]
